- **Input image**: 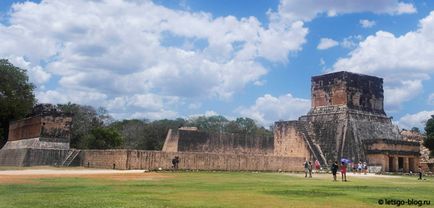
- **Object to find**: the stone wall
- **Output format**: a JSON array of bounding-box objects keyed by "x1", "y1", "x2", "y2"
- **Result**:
[
  {"x1": 173, "y1": 130, "x2": 274, "y2": 155},
  {"x1": 273, "y1": 121, "x2": 311, "y2": 159},
  {"x1": 311, "y1": 71, "x2": 384, "y2": 114},
  {"x1": 80, "y1": 150, "x2": 305, "y2": 171},
  {"x1": 8, "y1": 117, "x2": 42, "y2": 141},
  {"x1": 0, "y1": 148, "x2": 69, "y2": 166}
]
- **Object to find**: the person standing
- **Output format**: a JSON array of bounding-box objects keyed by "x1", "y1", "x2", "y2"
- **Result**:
[
  {"x1": 363, "y1": 162, "x2": 368, "y2": 175},
  {"x1": 304, "y1": 160, "x2": 309, "y2": 178},
  {"x1": 314, "y1": 159, "x2": 321, "y2": 173},
  {"x1": 418, "y1": 165, "x2": 423, "y2": 180},
  {"x1": 357, "y1": 161, "x2": 362, "y2": 174},
  {"x1": 341, "y1": 162, "x2": 347, "y2": 182},
  {"x1": 308, "y1": 161, "x2": 313, "y2": 178},
  {"x1": 331, "y1": 161, "x2": 338, "y2": 181},
  {"x1": 172, "y1": 156, "x2": 179, "y2": 170}
]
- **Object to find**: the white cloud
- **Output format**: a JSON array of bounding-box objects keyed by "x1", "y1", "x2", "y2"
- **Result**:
[
  {"x1": 317, "y1": 38, "x2": 339, "y2": 50},
  {"x1": 429, "y1": 93, "x2": 434, "y2": 105},
  {"x1": 340, "y1": 35, "x2": 363, "y2": 49},
  {"x1": 332, "y1": 11, "x2": 434, "y2": 110},
  {"x1": 384, "y1": 80, "x2": 424, "y2": 110},
  {"x1": 359, "y1": 19, "x2": 376, "y2": 28},
  {"x1": 7, "y1": 56, "x2": 51, "y2": 86},
  {"x1": 397, "y1": 110, "x2": 434, "y2": 130},
  {"x1": 270, "y1": 0, "x2": 416, "y2": 22},
  {"x1": 237, "y1": 93, "x2": 310, "y2": 127},
  {"x1": 0, "y1": 0, "x2": 309, "y2": 120}
]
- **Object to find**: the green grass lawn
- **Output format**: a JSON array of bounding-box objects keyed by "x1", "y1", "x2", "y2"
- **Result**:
[{"x1": 0, "y1": 171, "x2": 433, "y2": 208}]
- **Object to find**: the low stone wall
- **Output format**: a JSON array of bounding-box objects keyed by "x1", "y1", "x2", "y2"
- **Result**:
[
  {"x1": 0, "y1": 148, "x2": 69, "y2": 166},
  {"x1": 80, "y1": 150, "x2": 305, "y2": 171},
  {"x1": 0, "y1": 149, "x2": 28, "y2": 166}
]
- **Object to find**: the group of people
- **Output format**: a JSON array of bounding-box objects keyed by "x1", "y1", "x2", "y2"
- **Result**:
[
  {"x1": 304, "y1": 160, "x2": 368, "y2": 182},
  {"x1": 303, "y1": 160, "x2": 322, "y2": 178},
  {"x1": 352, "y1": 161, "x2": 368, "y2": 174}
]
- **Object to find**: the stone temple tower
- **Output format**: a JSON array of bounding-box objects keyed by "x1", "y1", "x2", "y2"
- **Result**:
[{"x1": 274, "y1": 71, "x2": 401, "y2": 166}]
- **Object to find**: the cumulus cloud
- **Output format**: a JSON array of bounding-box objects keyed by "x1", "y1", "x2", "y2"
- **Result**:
[
  {"x1": 397, "y1": 110, "x2": 434, "y2": 130},
  {"x1": 237, "y1": 93, "x2": 310, "y2": 127},
  {"x1": 7, "y1": 56, "x2": 51, "y2": 86},
  {"x1": 317, "y1": 38, "x2": 339, "y2": 50},
  {"x1": 270, "y1": 0, "x2": 416, "y2": 22},
  {"x1": 0, "y1": 0, "x2": 309, "y2": 119},
  {"x1": 429, "y1": 93, "x2": 434, "y2": 105},
  {"x1": 359, "y1": 19, "x2": 376, "y2": 28},
  {"x1": 332, "y1": 11, "x2": 434, "y2": 111}
]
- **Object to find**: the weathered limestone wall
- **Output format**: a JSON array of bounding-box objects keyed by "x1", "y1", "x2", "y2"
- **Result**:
[
  {"x1": 175, "y1": 130, "x2": 274, "y2": 155},
  {"x1": 1, "y1": 137, "x2": 70, "y2": 150},
  {"x1": 0, "y1": 148, "x2": 69, "y2": 166},
  {"x1": 81, "y1": 150, "x2": 305, "y2": 171},
  {"x1": 311, "y1": 71, "x2": 384, "y2": 114},
  {"x1": 273, "y1": 121, "x2": 311, "y2": 159},
  {"x1": 0, "y1": 149, "x2": 28, "y2": 166},
  {"x1": 162, "y1": 129, "x2": 179, "y2": 152},
  {"x1": 8, "y1": 117, "x2": 42, "y2": 141},
  {"x1": 8, "y1": 115, "x2": 72, "y2": 142},
  {"x1": 23, "y1": 149, "x2": 69, "y2": 166},
  {"x1": 40, "y1": 115, "x2": 72, "y2": 141}
]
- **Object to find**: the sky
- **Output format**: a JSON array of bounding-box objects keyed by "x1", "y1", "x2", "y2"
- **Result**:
[{"x1": 1, "y1": 0, "x2": 434, "y2": 130}]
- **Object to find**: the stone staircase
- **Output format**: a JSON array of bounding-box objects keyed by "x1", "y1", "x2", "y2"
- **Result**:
[
  {"x1": 295, "y1": 122, "x2": 328, "y2": 166},
  {"x1": 61, "y1": 149, "x2": 81, "y2": 166}
]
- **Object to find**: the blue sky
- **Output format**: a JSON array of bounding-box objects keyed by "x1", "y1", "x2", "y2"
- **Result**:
[{"x1": 0, "y1": 0, "x2": 433, "y2": 129}]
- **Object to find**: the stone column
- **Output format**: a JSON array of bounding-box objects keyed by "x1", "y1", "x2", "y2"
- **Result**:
[
  {"x1": 403, "y1": 157, "x2": 409, "y2": 173},
  {"x1": 394, "y1": 156, "x2": 399, "y2": 172}
]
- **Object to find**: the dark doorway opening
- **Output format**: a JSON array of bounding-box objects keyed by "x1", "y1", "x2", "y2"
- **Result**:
[
  {"x1": 389, "y1": 157, "x2": 394, "y2": 172},
  {"x1": 398, "y1": 157, "x2": 404, "y2": 172}
]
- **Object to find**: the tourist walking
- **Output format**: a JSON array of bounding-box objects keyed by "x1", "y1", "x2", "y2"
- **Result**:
[
  {"x1": 341, "y1": 162, "x2": 347, "y2": 182},
  {"x1": 331, "y1": 161, "x2": 338, "y2": 181}
]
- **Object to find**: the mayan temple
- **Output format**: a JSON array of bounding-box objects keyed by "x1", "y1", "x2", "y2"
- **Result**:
[{"x1": 275, "y1": 71, "x2": 419, "y2": 171}]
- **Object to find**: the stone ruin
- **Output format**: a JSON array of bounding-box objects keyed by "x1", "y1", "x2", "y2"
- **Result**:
[
  {"x1": 164, "y1": 71, "x2": 421, "y2": 172},
  {"x1": 0, "y1": 104, "x2": 79, "y2": 166}
]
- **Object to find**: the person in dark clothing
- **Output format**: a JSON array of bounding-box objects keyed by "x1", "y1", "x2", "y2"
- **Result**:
[
  {"x1": 172, "y1": 156, "x2": 179, "y2": 170},
  {"x1": 308, "y1": 161, "x2": 313, "y2": 178},
  {"x1": 418, "y1": 165, "x2": 423, "y2": 180},
  {"x1": 331, "y1": 161, "x2": 339, "y2": 181},
  {"x1": 304, "y1": 161, "x2": 309, "y2": 178}
]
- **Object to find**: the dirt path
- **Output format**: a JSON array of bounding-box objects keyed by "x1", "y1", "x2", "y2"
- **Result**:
[{"x1": 0, "y1": 167, "x2": 171, "y2": 184}]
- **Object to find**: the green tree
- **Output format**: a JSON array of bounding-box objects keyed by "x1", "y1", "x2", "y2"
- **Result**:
[
  {"x1": 81, "y1": 127, "x2": 123, "y2": 149},
  {"x1": 411, "y1": 127, "x2": 420, "y2": 133},
  {"x1": 110, "y1": 118, "x2": 186, "y2": 150},
  {"x1": 0, "y1": 59, "x2": 36, "y2": 147},
  {"x1": 423, "y1": 115, "x2": 434, "y2": 156},
  {"x1": 57, "y1": 103, "x2": 111, "y2": 148},
  {"x1": 187, "y1": 115, "x2": 228, "y2": 133}
]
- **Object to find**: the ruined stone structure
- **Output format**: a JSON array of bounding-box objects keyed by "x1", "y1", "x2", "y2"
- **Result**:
[
  {"x1": 274, "y1": 71, "x2": 420, "y2": 172},
  {"x1": 163, "y1": 71, "x2": 421, "y2": 172},
  {"x1": 0, "y1": 104, "x2": 78, "y2": 166}
]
